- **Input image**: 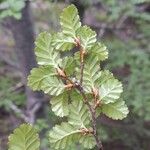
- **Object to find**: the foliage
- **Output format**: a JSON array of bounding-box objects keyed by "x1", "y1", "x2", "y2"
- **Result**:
[
  {"x1": 0, "y1": 75, "x2": 25, "y2": 111},
  {"x1": 0, "y1": 0, "x2": 25, "y2": 19},
  {"x1": 96, "y1": 1, "x2": 150, "y2": 148},
  {"x1": 8, "y1": 4, "x2": 128, "y2": 150},
  {"x1": 8, "y1": 124, "x2": 40, "y2": 150},
  {"x1": 95, "y1": 0, "x2": 150, "y2": 24}
]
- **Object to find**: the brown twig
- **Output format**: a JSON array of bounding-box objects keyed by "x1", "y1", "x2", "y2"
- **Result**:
[
  {"x1": 8, "y1": 101, "x2": 29, "y2": 122},
  {"x1": 74, "y1": 37, "x2": 86, "y2": 85},
  {"x1": 80, "y1": 48, "x2": 85, "y2": 85},
  {"x1": 57, "y1": 37, "x2": 104, "y2": 149},
  {"x1": 75, "y1": 83, "x2": 103, "y2": 150},
  {"x1": 57, "y1": 69, "x2": 103, "y2": 150},
  {"x1": 77, "y1": 38, "x2": 103, "y2": 149}
]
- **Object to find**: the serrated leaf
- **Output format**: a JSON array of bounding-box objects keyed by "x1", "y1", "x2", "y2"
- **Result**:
[
  {"x1": 49, "y1": 122, "x2": 80, "y2": 149},
  {"x1": 61, "y1": 56, "x2": 76, "y2": 75},
  {"x1": 96, "y1": 70, "x2": 114, "y2": 86},
  {"x1": 102, "y1": 100, "x2": 129, "y2": 120},
  {"x1": 88, "y1": 42, "x2": 108, "y2": 61},
  {"x1": 79, "y1": 134, "x2": 96, "y2": 149},
  {"x1": 8, "y1": 124, "x2": 40, "y2": 150},
  {"x1": 41, "y1": 77, "x2": 65, "y2": 96},
  {"x1": 52, "y1": 32, "x2": 75, "y2": 51},
  {"x1": 28, "y1": 66, "x2": 56, "y2": 91},
  {"x1": 35, "y1": 32, "x2": 53, "y2": 65},
  {"x1": 35, "y1": 32, "x2": 61, "y2": 67},
  {"x1": 68, "y1": 100, "x2": 90, "y2": 128},
  {"x1": 77, "y1": 26, "x2": 96, "y2": 50},
  {"x1": 50, "y1": 52, "x2": 62, "y2": 68},
  {"x1": 51, "y1": 92, "x2": 69, "y2": 117},
  {"x1": 76, "y1": 55, "x2": 101, "y2": 93},
  {"x1": 69, "y1": 89, "x2": 83, "y2": 102},
  {"x1": 60, "y1": 4, "x2": 81, "y2": 38},
  {"x1": 100, "y1": 79, "x2": 123, "y2": 104}
]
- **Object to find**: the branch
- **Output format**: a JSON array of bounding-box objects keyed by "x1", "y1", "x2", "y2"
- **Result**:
[
  {"x1": 58, "y1": 68, "x2": 103, "y2": 150},
  {"x1": 77, "y1": 38, "x2": 103, "y2": 150},
  {"x1": 80, "y1": 49, "x2": 85, "y2": 85},
  {"x1": 74, "y1": 82, "x2": 103, "y2": 150},
  {"x1": 74, "y1": 38, "x2": 85, "y2": 85},
  {"x1": 8, "y1": 101, "x2": 29, "y2": 122}
]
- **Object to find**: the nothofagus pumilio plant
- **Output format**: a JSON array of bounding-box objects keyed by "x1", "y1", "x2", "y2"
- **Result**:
[{"x1": 8, "y1": 5, "x2": 129, "y2": 150}]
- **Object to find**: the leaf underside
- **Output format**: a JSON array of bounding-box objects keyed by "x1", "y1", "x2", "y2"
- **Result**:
[
  {"x1": 68, "y1": 100, "x2": 90, "y2": 128},
  {"x1": 51, "y1": 92, "x2": 69, "y2": 117},
  {"x1": 102, "y1": 100, "x2": 129, "y2": 120}
]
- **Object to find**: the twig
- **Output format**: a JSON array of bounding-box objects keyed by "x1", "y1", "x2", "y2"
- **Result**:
[
  {"x1": 8, "y1": 101, "x2": 28, "y2": 122},
  {"x1": 74, "y1": 38, "x2": 85, "y2": 85},
  {"x1": 75, "y1": 83, "x2": 103, "y2": 150},
  {"x1": 57, "y1": 38, "x2": 104, "y2": 150},
  {"x1": 80, "y1": 48, "x2": 85, "y2": 85},
  {"x1": 77, "y1": 38, "x2": 103, "y2": 149},
  {"x1": 0, "y1": 82, "x2": 24, "y2": 98},
  {"x1": 58, "y1": 69, "x2": 103, "y2": 149}
]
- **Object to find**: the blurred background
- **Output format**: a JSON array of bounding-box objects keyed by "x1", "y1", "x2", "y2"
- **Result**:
[{"x1": 0, "y1": 0, "x2": 150, "y2": 149}]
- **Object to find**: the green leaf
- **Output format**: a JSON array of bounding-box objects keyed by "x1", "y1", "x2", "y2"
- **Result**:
[
  {"x1": 100, "y1": 79, "x2": 123, "y2": 104},
  {"x1": 49, "y1": 122, "x2": 80, "y2": 149},
  {"x1": 68, "y1": 100, "x2": 90, "y2": 128},
  {"x1": 76, "y1": 55, "x2": 101, "y2": 93},
  {"x1": 69, "y1": 89, "x2": 83, "y2": 102},
  {"x1": 0, "y1": 0, "x2": 25, "y2": 19},
  {"x1": 28, "y1": 66, "x2": 56, "y2": 91},
  {"x1": 35, "y1": 32, "x2": 53, "y2": 65},
  {"x1": 96, "y1": 70, "x2": 114, "y2": 86},
  {"x1": 48, "y1": 52, "x2": 62, "y2": 68},
  {"x1": 79, "y1": 134, "x2": 96, "y2": 149},
  {"x1": 61, "y1": 56, "x2": 76, "y2": 75},
  {"x1": 8, "y1": 124, "x2": 40, "y2": 150},
  {"x1": 88, "y1": 42, "x2": 108, "y2": 61},
  {"x1": 52, "y1": 33, "x2": 75, "y2": 51},
  {"x1": 60, "y1": 4, "x2": 81, "y2": 38},
  {"x1": 51, "y1": 92, "x2": 69, "y2": 117},
  {"x1": 35, "y1": 32, "x2": 61, "y2": 67},
  {"x1": 77, "y1": 26, "x2": 96, "y2": 50},
  {"x1": 41, "y1": 77, "x2": 65, "y2": 96},
  {"x1": 102, "y1": 100, "x2": 129, "y2": 120}
]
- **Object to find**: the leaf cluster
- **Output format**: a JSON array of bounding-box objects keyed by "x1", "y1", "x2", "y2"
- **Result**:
[
  {"x1": 0, "y1": 0, "x2": 25, "y2": 19},
  {"x1": 28, "y1": 4, "x2": 128, "y2": 149},
  {"x1": 8, "y1": 4, "x2": 129, "y2": 150}
]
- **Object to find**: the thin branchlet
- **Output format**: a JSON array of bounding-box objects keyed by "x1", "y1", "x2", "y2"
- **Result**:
[
  {"x1": 57, "y1": 65, "x2": 103, "y2": 149},
  {"x1": 76, "y1": 37, "x2": 103, "y2": 150}
]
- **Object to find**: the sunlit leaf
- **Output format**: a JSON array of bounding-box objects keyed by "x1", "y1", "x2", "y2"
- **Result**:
[
  {"x1": 28, "y1": 66, "x2": 56, "y2": 91},
  {"x1": 76, "y1": 55, "x2": 101, "y2": 93},
  {"x1": 51, "y1": 92, "x2": 69, "y2": 117},
  {"x1": 60, "y1": 4, "x2": 81, "y2": 38},
  {"x1": 8, "y1": 124, "x2": 40, "y2": 150},
  {"x1": 35, "y1": 32, "x2": 53, "y2": 65},
  {"x1": 52, "y1": 32, "x2": 75, "y2": 51},
  {"x1": 41, "y1": 77, "x2": 65, "y2": 96},
  {"x1": 77, "y1": 26, "x2": 96, "y2": 50},
  {"x1": 61, "y1": 56, "x2": 76, "y2": 75},
  {"x1": 102, "y1": 100, "x2": 129, "y2": 120},
  {"x1": 49, "y1": 122, "x2": 80, "y2": 149},
  {"x1": 100, "y1": 79, "x2": 123, "y2": 104},
  {"x1": 79, "y1": 134, "x2": 96, "y2": 149},
  {"x1": 88, "y1": 42, "x2": 108, "y2": 61},
  {"x1": 68, "y1": 100, "x2": 90, "y2": 128}
]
